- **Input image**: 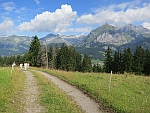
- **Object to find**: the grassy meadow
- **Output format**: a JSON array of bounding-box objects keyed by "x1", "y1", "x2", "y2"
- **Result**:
[
  {"x1": 35, "y1": 68, "x2": 150, "y2": 113},
  {"x1": 32, "y1": 71, "x2": 84, "y2": 113},
  {"x1": 0, "y1": 67, "x2": 25, "y2": 113},
  {"x1": 1, "y1": 66, "x2": 149, "y2": 113}
]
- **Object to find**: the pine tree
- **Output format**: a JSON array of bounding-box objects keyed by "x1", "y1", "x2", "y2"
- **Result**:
[
  {"x1": 93, "y1": 64, "x2": 97, "y2": 72},
  {"x1": 104, "y1": 47, "x2": 112, "y2": 73},
  {"x1": 133, "y1": 45, "x2": 145, "y2": 74},
  {"x1": 56, "y1": 43, "x2": 69, "y2": 70},
  {"x1": 97, "y1": 63, "x2": 102, "y2": 72},
  {"x1": 112, "y1": 51, "x2": 120, "y2": 73},
  {"x1": 28, "y1": 35, "x2": 41, "y2": 66},
  {"x1": 36, "y1": 44, "x2": 47, "y2": 67},
  {"x1": 48, "y1": 44, "x2": 57, "y2": 69},
  {"x1": 143, "y1": 49, "x2": 150, "y2": 76},
  {"x1": 0, "y1": 56, "x2": 2, "y2": 66},
  {"x1": 23, "y1": 52, "x2": 30, "y2": 63},
  {"x1": 75, "y1": 53, "x2": 82, "y2": 72},
  {"x1": 118, "y1": 51, "x2": 124, "y2": 74},
  {"x1": 67, "y1": 46, "x2": 77, "y2": 71},
  {"x1": 8, "y1": 55, "x2": 16, "y2": 66},
  {"x1": 82, "y1": 54, "x2": 92, "y2": 72},
  {"x1": 16, "y1": 54, "x2": 24, "y2": 65},
  {"x1": 122, "y1": 47, "x2": 133, "y2": 73}
]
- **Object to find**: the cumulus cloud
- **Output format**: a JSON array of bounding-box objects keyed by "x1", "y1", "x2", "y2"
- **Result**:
[
  {"x1": 142, "y1": 22, "x2": 150, "y2": 30},
  {"x1": 1, "y1": 2, "x2": 15, "y2": 12},
  {"x1": 0, "y1": 19, "x2": 14, "y2": 34},
  {"x1": 65, "y1": 26, "x2": 92, "y2": 33},
  {"x1": 18, "y1": 4, "x2": 77, "y2": 33},
  {"x1": 77, "y1": 1, "x2": 150, "y2": 26}
]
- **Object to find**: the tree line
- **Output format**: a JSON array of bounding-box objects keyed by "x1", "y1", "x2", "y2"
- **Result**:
[
  {"x1": 104, "y1": 46, "x2": 150, "y2": 76},
  {"x1": 0, "y1": 35, "x2": 150, "y2": 76},
  {"x1": 0, "y1": 36, "x2": 92, "y2": 72}
]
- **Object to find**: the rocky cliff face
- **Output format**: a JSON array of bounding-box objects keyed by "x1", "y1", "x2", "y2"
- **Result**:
[
  {"x1": 76, "y1": 23, "x2": 150, "y2": 60},
  {"x1": 77, "y1": 23, "x2": 150, "y2": 48},
  {"x1": 94, "y1": 32, "x2": 127, "y2": 45}
]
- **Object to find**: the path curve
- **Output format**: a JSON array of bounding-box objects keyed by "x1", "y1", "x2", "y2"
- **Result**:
[
  {"x1": 22, "y1": 71, "x2": 45, "y2": 113},
  {"x1": 37, "y1": 71, "x2": 102, "y2": 113}
]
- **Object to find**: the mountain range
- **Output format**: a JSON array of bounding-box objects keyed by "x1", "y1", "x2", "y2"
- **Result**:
[
  {"x1": 0, "y1": 23, "x2": 150, "y2": 60},
  {"x1": 76, "y1": 23, "x2": 150, "y2": 60}
]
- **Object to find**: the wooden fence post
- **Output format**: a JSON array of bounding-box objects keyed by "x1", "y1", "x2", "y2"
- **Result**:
[{"x1": 108, "y1": 70, "x2": 112, "y2": 92}]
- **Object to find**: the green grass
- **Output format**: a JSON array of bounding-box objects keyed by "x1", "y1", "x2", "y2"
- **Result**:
[
  {"x1": 91, "y1": 59, "x2": 102, "y2": 63},
  {"x1": 32, "y1": 71, "x2": 84, "y2": 113},
  {"x1": 35, "y1": 68, "x2": 150, "y2": 113},
  {"x1": 0, "y1": 67, "x2": 25, "y2": 113}
]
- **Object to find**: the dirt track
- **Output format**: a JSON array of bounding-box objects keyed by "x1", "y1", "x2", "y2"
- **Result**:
[
  {"x1": 22, "y1": 71, "x2": 45, "y2": 113},
  {"x1": 37, "y1": 71, "x2": 102, "y2": 113},
  {"x1": 22, "y1": 70, "x2": 104, "y2": 113}
]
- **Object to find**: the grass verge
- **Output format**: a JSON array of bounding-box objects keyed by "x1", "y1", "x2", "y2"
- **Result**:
[
  {"x1": 33, "y1": 68, "x2": 150, "y2": 113},
  {"x1": 32, "y1": 70, "x2": 84, "y2": 113},
  {"x1": 0, "y1": 67, "x2": 25, "y2": 113}
]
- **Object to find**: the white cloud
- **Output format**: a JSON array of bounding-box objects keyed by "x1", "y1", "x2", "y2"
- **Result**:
[
  {"x1": 65, "y1": 26, "x2": 92, "y2": 33},
  {"x1": 142, "y1": 22, "x2": 150, "y2": 30},
  {"x1": 77, "y1": 1, "x2": 150, "y2": 26},
  {"x1": 1, "y1": 2, "x2": 15, "y2": 12},
  {"x1": 15, "y1": 7, "x2": 27, "y2": 13},
  {"x1": 34, "y1": 0, "x2": 40, "y2": 5},
  {"x1": 0, "y1": 19, "x2": 14, "y2": 35},
  {"x1": 18, "y1": 4, "x2": 77, "y2": 33}
]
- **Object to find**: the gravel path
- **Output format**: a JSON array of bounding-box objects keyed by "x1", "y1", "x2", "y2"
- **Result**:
[
  {"x1": 22, "y1": 71, "x2": 45, "y2": 113},
  {"x1": 37, "y1": 71, "x2": 103, "y2": 113}
]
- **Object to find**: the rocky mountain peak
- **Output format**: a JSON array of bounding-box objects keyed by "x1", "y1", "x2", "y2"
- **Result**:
[{"x1": 122, "y1": 24, "x2": 150, "y2": 34}]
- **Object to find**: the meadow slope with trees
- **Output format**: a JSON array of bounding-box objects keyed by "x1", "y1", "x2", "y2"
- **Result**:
[
  {"x1": 0, "y1": 35, "x2": 150, "y2": 76},
  {"x1": 0, "y1": 35, "x2": 150, "y2": 113}
]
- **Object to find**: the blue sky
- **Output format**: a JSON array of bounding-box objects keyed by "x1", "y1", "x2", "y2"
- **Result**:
[{"x1": 0, "y1": 0, "x2": 150, "y2": 37}]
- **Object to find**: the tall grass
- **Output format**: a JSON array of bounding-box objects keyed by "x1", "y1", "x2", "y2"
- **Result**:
[
  {"x1": 0, "y1": 67, "x2": 25, "y2": 113},
  {"x1": 32, "y1": 71, "x2": 84, "y2": 113},
  {"x1": 37, "y1": 68, "x2": 150, "y2": 113}
]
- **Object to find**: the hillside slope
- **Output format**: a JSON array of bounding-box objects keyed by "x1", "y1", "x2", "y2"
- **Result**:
[{"x1": 76, "y1": 23, "x2": 150, "y2": 60}]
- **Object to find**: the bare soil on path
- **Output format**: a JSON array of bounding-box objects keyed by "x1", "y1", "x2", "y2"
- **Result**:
[
  {"x1": 22, "y1": 71, "x2": 45, "y2": 113},
  {"x1": 37, "y1": 71, "x2": 103, "y2": 113}
]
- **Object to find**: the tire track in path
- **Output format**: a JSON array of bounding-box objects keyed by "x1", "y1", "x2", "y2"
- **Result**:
[
  {"x1": 37, "y1": 71, "x2": 103, "y2": 113},
  {"x1": 22, "y1": 71, "x2": 45, "y2": 113}
]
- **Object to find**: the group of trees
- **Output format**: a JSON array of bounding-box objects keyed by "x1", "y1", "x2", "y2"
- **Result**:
[
  {"x1": 48, "y1": 44, "x2": 92, "y2": 72},
  {"x1": 0, "y1": 36, "x2": 92, "y2": 72},
  {"x1": 0, "y1": 35, "x2": 150, "y2": 76},
  {"x1": 0, "y1": 54, "x2": 24, "y2": 67},
  {"x1": 104, "y1": 46, "x2": 150, "y2": 76}
]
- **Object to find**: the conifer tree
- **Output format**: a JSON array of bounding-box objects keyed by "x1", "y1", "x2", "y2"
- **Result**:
[
  {"x1": 143, "y1": 49, "x2": 150, "y2": 75},
  {"x1": 133, "y1": 45, "x2": 145, "y2": 74},
  {"x1": 82, "y1": 54, "x2": 92, "y2": 72},
  {"x1": 67, "y1": 46, "x2": 76, "y2": 71},
  {"x1": 75, "y1": 52, "x2": 82, "y2": 72},
  {"x1": 16, "y1": 54, "x2": 24, "y2": 65},
  {"x1": 36, "y1": 45, "x2": 47, "y2": 67},
  {"x1": 112, "y1": 51, "x2": 120, "y2": 73},
  {"x1": 28, "y1": 35, "x2": 41, "y2": 66},
  {"x1": 56, "y1": 43, "x2": 69, "y2": 70},
  {"x1": 104, "y1": 47, "x2": 112, "y2": 73},
  {"x1": 123, "y1": 47, "x2": 133, "y2": 73},
  {"x1": 0, "y1": 56, "x2": 2, "y2": 66},
  {"x1": 48, "y1": 44, "x2": 57, "y2": 69},
  {"x1": 118, "y1": 51, "x2": 124, "y2": 74},
  {"x1": 97, "y1": 63, "x2": 102, "y2": 72},
  {"x1": 93, "y1": 64, "x2": 97, "y2": 72}
]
